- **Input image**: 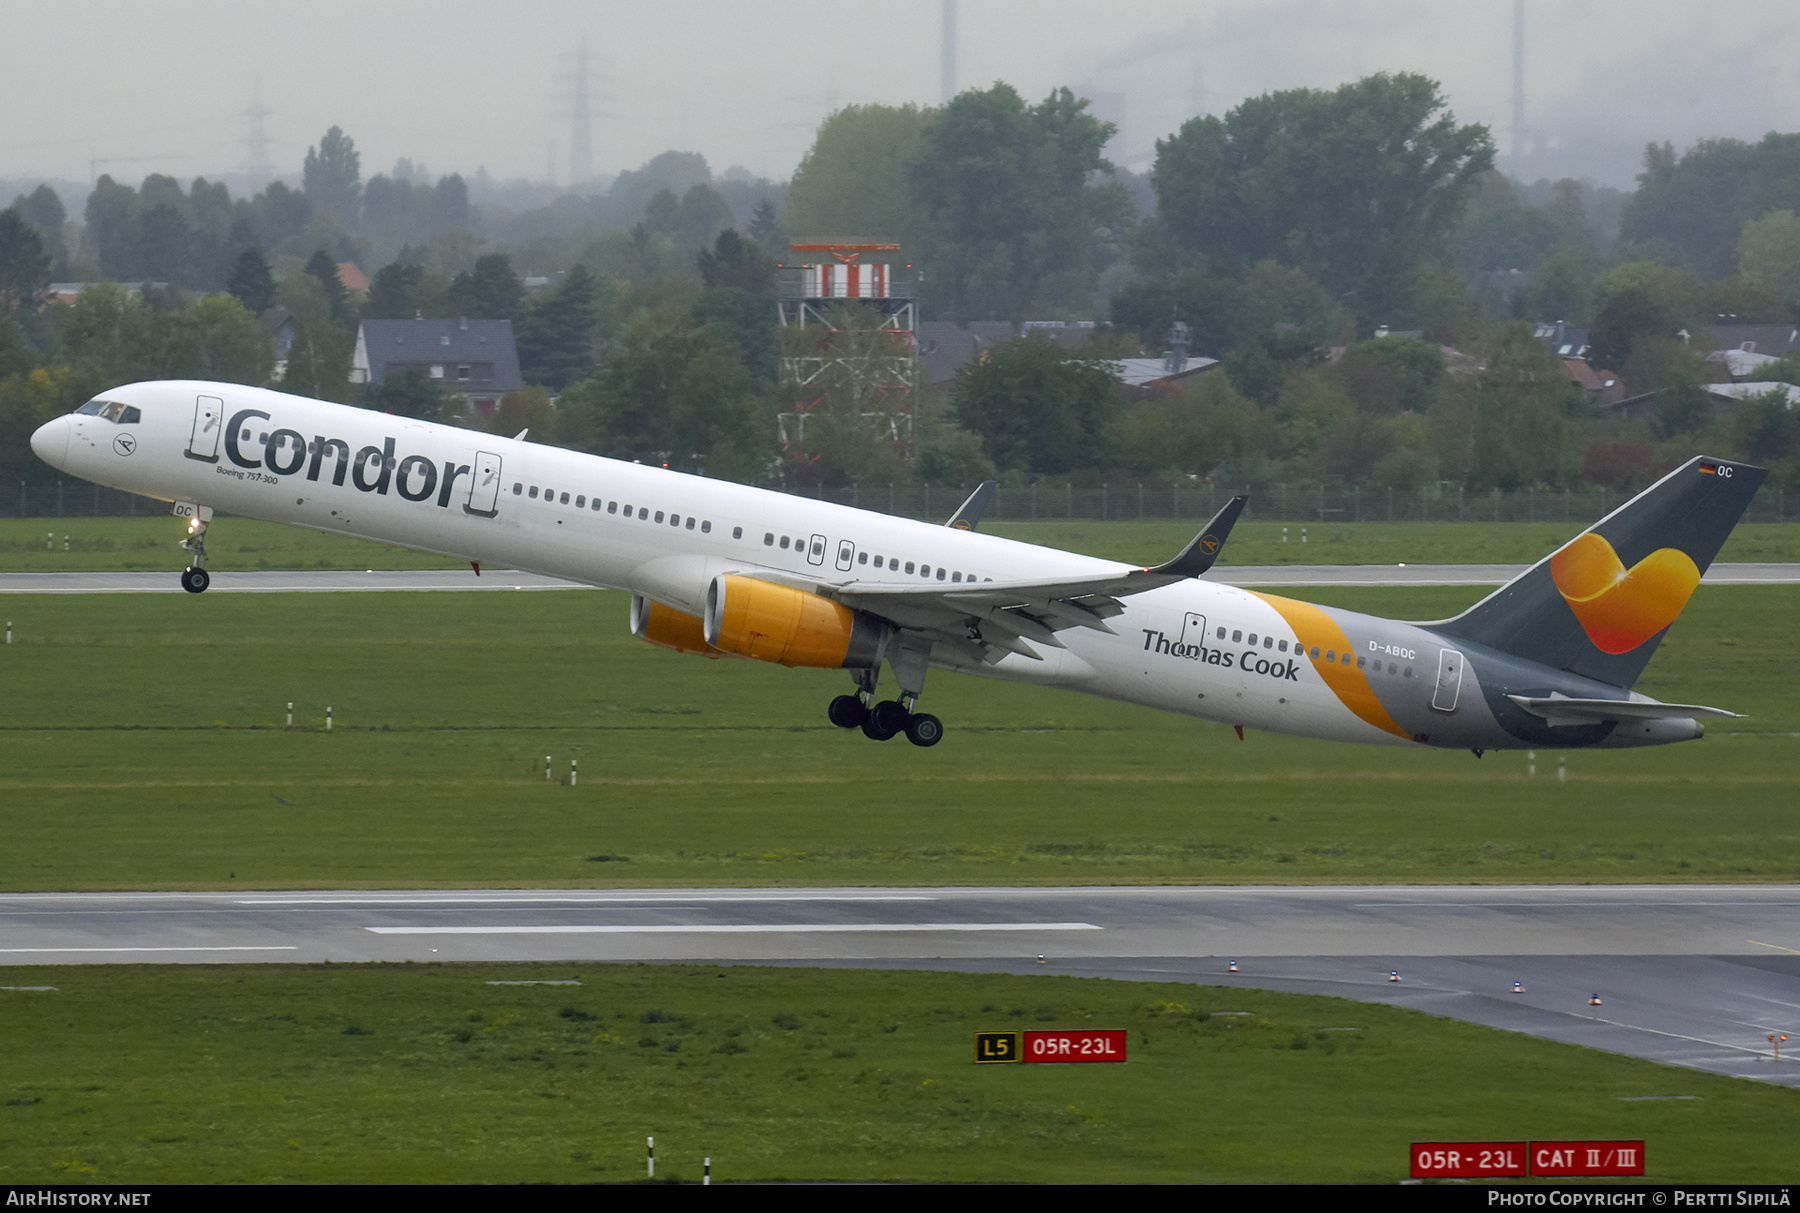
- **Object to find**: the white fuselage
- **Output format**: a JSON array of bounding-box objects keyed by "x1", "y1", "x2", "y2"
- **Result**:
[{"x1": 33, "y1": 380, "x2": 1520, "y2": 748}]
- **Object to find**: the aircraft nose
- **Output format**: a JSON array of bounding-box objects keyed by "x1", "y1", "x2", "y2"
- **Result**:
[{"x1": 30, "y1": 416, "x2": 70, "y2": 469}]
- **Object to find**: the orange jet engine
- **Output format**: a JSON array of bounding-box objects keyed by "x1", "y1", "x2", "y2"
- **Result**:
[{"x1": 703, "y1": 574, "x2": 888, "y2": 669}]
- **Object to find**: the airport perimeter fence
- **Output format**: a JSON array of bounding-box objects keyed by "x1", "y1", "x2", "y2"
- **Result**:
[
  {"x1": 6, "y1": 478, "x2": 1795, "y2": 526},
  {"x1": 771, "y1": 480, "x2": 1798, "y2": 527}
]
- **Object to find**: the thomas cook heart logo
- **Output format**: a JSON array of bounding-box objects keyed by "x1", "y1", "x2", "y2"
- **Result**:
[{"x1": 1550, "y1": 533, "x2": 1700, "y2": 654}]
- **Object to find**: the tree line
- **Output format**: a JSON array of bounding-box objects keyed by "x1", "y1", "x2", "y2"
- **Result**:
[{"x1": 3, "y1": 74, "x2": 1800, "y2": 497}]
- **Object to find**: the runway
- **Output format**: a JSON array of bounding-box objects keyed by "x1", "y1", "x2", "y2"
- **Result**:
[
  {"x1": 4, "y1": 884, "x2": 1797, "y2": 1088},
  {"x1": 0, "y1": 563, "x2": 1796, "y2": 593}
]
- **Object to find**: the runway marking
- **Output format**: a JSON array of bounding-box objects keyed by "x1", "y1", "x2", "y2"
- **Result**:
[
  {"x1": 366, "y1": 922, "x2": 1102, "y2": 936},
  {"x1": 0, "y1": 945, "x2": 299, "y2": 954},
  {"x1": 1748, "y1": 939, "x2": 1800, "y2": 955},
  {"x1": 1569, "y1": 1012, "x2": 1780, "y2": 1057},
  {"x1": 244, "y1": 889, "x2": 936, "y2": 896},
  {"x1": 1354, "y1": 902, "x2": 1800, "y2": 908}
]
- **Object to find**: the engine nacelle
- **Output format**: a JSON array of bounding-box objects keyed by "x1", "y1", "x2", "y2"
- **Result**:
[
  {"x1": 630, "y1": 594, "x2": 731, "y2": 659},
  {"x1": 704, "y1": 574, "x2": 887, "y2": 669}
]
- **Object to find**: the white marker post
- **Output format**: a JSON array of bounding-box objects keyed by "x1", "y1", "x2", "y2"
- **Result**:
[
  {"x1": 570, "y1": 758, "x2": 577, "y2": 787},
  {"x1": 1527, "y1": 750, "x2": 1536, "y2": 778},
  {"x1": 545, "y1": 755, "x2": 552, "y2": 782},
  {"x1": 287, "y1": 702, "x2": 293, "y2": 726},
  {"x1": 704, "y1": 1157, "x2": 710, "y2": 1186},
  {"x1": 5, "y1": 621, "x2": 10, "y2": 645},
  {"x1": 326, "y1": 706, "x2": 332, "y2": 732},
  {"x1": 647, "y1": 1136, "x2": 654, "y2": 1179},
  {"x1": 1558, "y1": 756, "x2": 1566, "y2": 783}
]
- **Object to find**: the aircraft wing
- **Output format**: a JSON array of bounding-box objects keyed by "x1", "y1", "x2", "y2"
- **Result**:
[{"x1": 824, "y1": 496, "x2": 1249, "y2": 663}]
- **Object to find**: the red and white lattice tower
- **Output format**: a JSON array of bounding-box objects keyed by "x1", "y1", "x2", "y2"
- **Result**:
[{"x1": 776, "y1": 243, "x2": 918, "y2": 453}]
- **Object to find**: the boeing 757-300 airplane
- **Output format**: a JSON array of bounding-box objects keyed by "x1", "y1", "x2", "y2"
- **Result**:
[{"x1": 31, "y1": 381, "x2": 1762, "y2": 751}]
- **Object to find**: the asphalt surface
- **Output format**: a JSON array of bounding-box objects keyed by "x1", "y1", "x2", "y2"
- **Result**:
[
  {"x1": 4, "y1": 884, "x2": 1796, "y2": 1088},
  {"x1": 0, "y1": 563, "x2": 1796, "y2": 593}
]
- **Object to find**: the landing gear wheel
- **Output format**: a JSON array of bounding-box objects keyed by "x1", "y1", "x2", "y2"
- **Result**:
[
  {"x1": 905, "y1": 712, "x2": 944, "y2": 747},
  {"x1": 869, "y1": 699, "x2": 912, "y2": 737},
  {"x1": 828, "y1": 694, "x2": 869, "y2": 729},
  {"x1": 861, "y1": 712, "x2": 899, "y2": 741},
  {"x1": 180, "y1": 567, "x2": 210, "y2": 594}
]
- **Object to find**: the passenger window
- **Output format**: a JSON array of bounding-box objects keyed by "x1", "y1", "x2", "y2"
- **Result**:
[
  {"x1": 529, "y1": 486, "x2": 539, "y2": 499},
  {"x1": 1247, "y1": 633, "x2": 1258, "y2": 645},
  {"x1": 780, "y1": 536, "x2": 790, "y2": 549},
  {"x1": 607, "y1": 501, "x2": 617, "y2": 513},
  {"x1": 1326, "y1": 651, "x2": 1335, "y2": 662},
  {"x1": 1278, "y1": 639, "x2": 1288, "y2": 652},
  {"x1": 905, "y1": 562, "x2": 915, "y2": 574},
  {"x1": 591, "y1": 499, "x2": 601, "y2": 511},
  {"x1": 1310, "y1": 646, "x2": 1321, "y2": 658},
  {"x1": 811, "y1": 539, "x2": 823, "y2": 557},
  {"x1": 685, "y1": 518, "x2": 695, "y2": 530},
  {"x1": 920, "y1": 565, "x2": 930, "y2": 577},
  {"x1": 1217, "y1": 627, "x2": 1226, "y2": 640},
  {"x1": 1356, "y1": 656, "x2": 1365, "y2": 668},
  {"x1": 654, "y1": 511, "x2": 664, "y2": 523},
  {"x1": 513, "y1": 483, "x2": 523, "y2": 495},
  {"x1": 1403, "y1": 667, "x2": 1413, "y2": 678},
  {"x1": 764, "y1": 533, "x2": 775, "y2": 546},
  {"x1": 1232, "y1": 630, "x2": 1241, "y2": 642},
  {"x1": 858, "y1": 553, "x2": 867, "y2": 564},
  {"x1": 638, "y1": 508, "x2": 648, "y2": 520},
  {"x1": 560, "y1": 492, "x2": 569, "y2": 505},
  {"x1": 936, "y1": 568, "x2": 946, "y2": 581},
  {"x1": 1263, "y1": 636, "x2": 1272, "y2": 649},
  {"x1": 874, "y1": 556, "x2": 884, "y2": 568},
  {"x1": 576, "y1": 495, "x2": 585, "y2": 508},
  {"x1": 702, "y1": 521, "x2": 711, "y2": 533}
]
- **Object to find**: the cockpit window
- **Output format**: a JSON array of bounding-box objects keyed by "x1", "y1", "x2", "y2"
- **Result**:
[{"x1": 78, "y1": 400, "x2": 140, "y2": 423}]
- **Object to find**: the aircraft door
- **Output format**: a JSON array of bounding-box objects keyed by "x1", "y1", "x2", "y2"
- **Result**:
[
  {"x1": 187, "y1": 395, "x2": 223, "y2": 461},
  {"x1": 807, "y1": 533, "x2": 827, "y2": 566},
  {"x1": 1430, "y1": 648, "x2": 1465, "y2": 712},
  {"x1": 465, "y1": 451, "x2": 502, "y2": 516},
  {"x1": 835, "y1": 539, "x2": 856, "y2": 571}
]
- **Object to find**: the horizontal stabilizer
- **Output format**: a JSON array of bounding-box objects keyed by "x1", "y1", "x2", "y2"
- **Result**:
[{"x1": 1506, "y1": 693, "x2": 1740, "y2": 728}]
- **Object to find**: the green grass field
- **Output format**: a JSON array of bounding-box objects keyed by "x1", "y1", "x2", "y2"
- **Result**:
[
  {"x1": 5, "y1": 515, "x2": 1799, "y2": 572},
  {"x1": 1, "y1": 963, "x2": 1791, "y2": 1184},
  {"x1": 1, "y1": 585, "x2": 1793, "y2": 890}
]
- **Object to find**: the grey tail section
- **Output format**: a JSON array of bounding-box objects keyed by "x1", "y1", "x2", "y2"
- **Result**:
[
  {"x1": 1148, "y1": 495, "x2": 1247, "y2": 578},
  {"x1": 1430, "y1": 456, "x2": 1764, "y2": 689},
  {"x1": 946, "y1": 480, "x2": 997, "y2": 531}
]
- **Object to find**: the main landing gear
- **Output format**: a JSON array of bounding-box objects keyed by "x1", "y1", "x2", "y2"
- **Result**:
[
  {"x1": 827, "y1": 659, "x2": 943, "y2": 747},
  {"x1": 178, "y1": 510, "x2": 211, "y2": 593}
]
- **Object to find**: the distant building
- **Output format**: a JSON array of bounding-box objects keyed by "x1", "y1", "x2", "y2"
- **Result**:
[
  {"x1": 1559, "y1": 357, "x2": 1624, "y2": 407},
  {"x1": 336, "y1": 263, "x2": 371, "y2": 295},
  {"x1": 1701, "y1": 325, "x2": 1800, "y2": 381},
  {"x1": 350, "y1": 317, "x2": 523, "y2": 417},
  {"x1": 259, "y1": 306, "x2": 296, "y2": 380},
  {"x1": 1532, "y1": 321, "x2": 1590, "y2": 359}
]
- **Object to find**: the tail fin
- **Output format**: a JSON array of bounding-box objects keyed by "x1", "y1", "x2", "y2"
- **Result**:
[{"x1": 1431, "y1": 456, "x2": 1764, "y2": 688}]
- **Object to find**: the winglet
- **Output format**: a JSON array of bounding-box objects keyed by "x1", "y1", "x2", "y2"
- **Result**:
[
  {"x1": 1146, "y1": 495, "x2": 1247, "y2": 578},
  {"x1": 946, "y1": 480, "x2": 998, "y2": 531}
]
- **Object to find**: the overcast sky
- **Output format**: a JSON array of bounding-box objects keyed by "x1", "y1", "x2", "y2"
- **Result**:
[{"x1": 6, "y1": 1, "x2": 1800, "y2": 196}]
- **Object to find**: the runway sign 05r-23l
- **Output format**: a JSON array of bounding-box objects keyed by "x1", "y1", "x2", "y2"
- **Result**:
[{"x1": 974, "y1": 1030, "x2": 1127, "y2": 1063}]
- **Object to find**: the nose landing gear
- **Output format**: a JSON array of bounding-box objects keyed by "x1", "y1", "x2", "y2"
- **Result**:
[{"x1": 177, "y1": 507, "x2": 212, "y2": 593}]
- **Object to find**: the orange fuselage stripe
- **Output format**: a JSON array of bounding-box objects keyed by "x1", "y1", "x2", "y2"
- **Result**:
[{"x1": 1248, "y1": 591, "x2": 1413, "y2": 741}]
